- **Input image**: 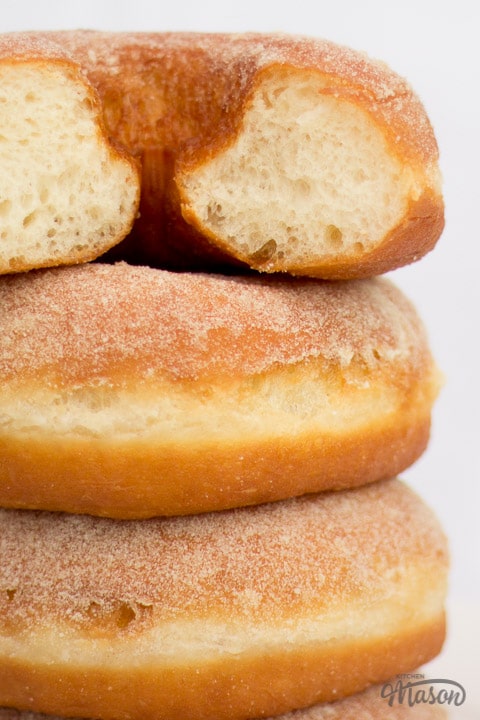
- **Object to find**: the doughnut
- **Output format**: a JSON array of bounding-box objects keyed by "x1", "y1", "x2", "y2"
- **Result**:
[
  {"x1": 0, "y1": 31, "x2": 444, "y2": 278},
  {"x1": 0, "y1": 479, "x2": 449, "y2": 720},
  {"x1": 0, "y1": 677, "x2": 450, "y2": 720},
  {"x1": 0, "y1": 34, "x2": 140, "y2": 275},
  {"x1": 0, "y1": 263, "x2": 441, "y2": 518}
]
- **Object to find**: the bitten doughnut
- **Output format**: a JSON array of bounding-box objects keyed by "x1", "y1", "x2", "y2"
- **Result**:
[
  {"x1": 0, "y1": 34, "x2": 140, "y2": 275},
  {"x1": 0, "y1": 480, "x2": 449, "y2": 720},
  {"x1": 0, "y1": 31, "x2": 443, "y2": 278},
  {"x1": 0, "y1": 678, "x2": 450, "y2": 720},
  {"x1": 0, "y1": 264, "x2": 441, "y2": 518}
]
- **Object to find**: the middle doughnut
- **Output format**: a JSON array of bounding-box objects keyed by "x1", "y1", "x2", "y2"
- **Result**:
[{"x1": 0, "y1": 262, "x2": 440, "y2": 518}]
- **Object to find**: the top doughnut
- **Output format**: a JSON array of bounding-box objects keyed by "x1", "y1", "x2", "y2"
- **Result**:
[{"x1": 0, "y1": 31, "x2": 443, "y2": 277}]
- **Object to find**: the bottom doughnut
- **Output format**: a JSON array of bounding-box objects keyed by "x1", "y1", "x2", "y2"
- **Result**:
[
  {"x1": 0, "y1": 677, "x2": 449, "y2": 719},
  {"x1": 0, "y1": 480, "x2": 448, "y2": 720}
]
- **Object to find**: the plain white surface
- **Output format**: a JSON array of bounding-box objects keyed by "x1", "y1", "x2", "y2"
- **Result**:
[
  {"x1": 424, "y1": 599, "x2": 480, "y2": 718},
  {"x1": 2, "y1": 1, "x2": 479, "y2": 716}
]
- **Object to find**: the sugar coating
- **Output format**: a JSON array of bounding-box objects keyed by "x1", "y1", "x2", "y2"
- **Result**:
[
  {"x1": 0, "y1": 31, "x2": 438, "y2": 166},
  {"x1": 43, "y1": 31, "x2": 437, "y2": 164},
  {"x1": 0, "y1": 31, "x2": 441, "y2": 284},
  {"x1": 0, "y1": 263, "x2": 429, "y2": 385},
  {"x1": 0, "y1": 480, "x2": 448, "y2": 629},
  {"x1": 0, "y1": 264, "x2": 426, "y2": 381}
]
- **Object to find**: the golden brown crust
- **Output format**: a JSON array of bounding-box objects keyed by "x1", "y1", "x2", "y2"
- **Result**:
[
  {"x1": 0, "y1": 265, "x2": 441, "y2": 518},
  {"x1": 0, "y1": 480, "x2": 449, "y2": 719},
  {"x1": 1, "y1": 31, "x2": 443, "y2": 277},
  {"x1": 0, "y1": 623, "x2": 446, "y2": 720},
  {"x1": 283, "y1": 191, "x2": 445, "y2": 280},
  {"x1": 0, "y1": 674, "x2": 450, "y2": 720},
  {"x1": 0, "y1": 413, "x2": 433, "y2": 519}
]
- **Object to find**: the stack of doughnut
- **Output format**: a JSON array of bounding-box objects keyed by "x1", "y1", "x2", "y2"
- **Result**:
[{"x1": 0, "y1": 31, "x2": 448, "y2": 720}]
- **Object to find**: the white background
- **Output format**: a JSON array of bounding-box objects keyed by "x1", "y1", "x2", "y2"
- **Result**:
[{"x1": 2, "y1": 1, "x2": 479, "y2": 716}]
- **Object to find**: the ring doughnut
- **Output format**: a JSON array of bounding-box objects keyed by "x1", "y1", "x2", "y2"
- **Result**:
[
  {"x1": 0, "y1": 677, "x2": 449, "y2": 720},
  {"x1": 0, "y1": 31, "x2": 443, "y2": 278},
  {"x1": 0, "y1": 263, "x2": 441, "y2": 518},
  {"x1": 0, "y1": 479, "x2": 449, "y2": 720}
]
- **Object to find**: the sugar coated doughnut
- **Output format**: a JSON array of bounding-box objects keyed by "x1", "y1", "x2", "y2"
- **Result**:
[
  {"x1": 0, "y1": 264, "x2": 441, "y2": 518},
  {"x1": 0, "y1": 677, "x2": 450, "y2": 719},
  {"x1": 0, "y1": 31, "x2": 443, "y2": 278},
  {"x1": 0, "y1": 479, "x2": 448, "y2": 720}
]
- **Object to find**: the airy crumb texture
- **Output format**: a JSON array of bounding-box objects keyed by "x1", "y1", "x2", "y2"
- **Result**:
[
  {"x1": 181, "y1": 69, "x2": 438, "y2": 275},
  {"x1": 0, "y1": 31, "x2": 443, "y2": 277},
  {"x1": 0, "y1": 40, "x2": 139, "y2": 274}
]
